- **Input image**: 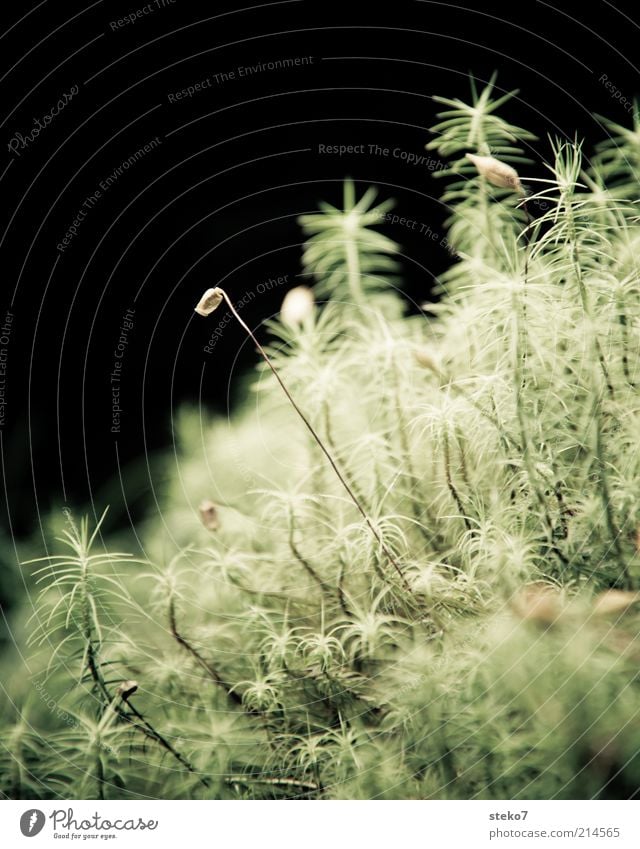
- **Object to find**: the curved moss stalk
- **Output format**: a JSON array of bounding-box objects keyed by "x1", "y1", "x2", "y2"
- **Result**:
[
  {"x1": 322, "y1": 401, "x2": 370, "y2": 513},
  {"x1": 80, "y1": 559, "x2": 110, "y2": 706},
  {"x1": 512, "y1": 292, "x2": 569, "y2": 571},
  {"x1": 592, "y1": 394, "x2": 630, "y2": 587},
  {"x1": 201, "y1": 288, "x2": 413, "y2": 595},
  {"x1": 565, "y1": 201, "x2": 614, "y2": 399},
  {"x1": 117, "y1": 687, "x2": 209, "y2": 786},
  {"x1": 168, "y1": 597, "x2": 242, "y2": 705},
  {"x1": 287, "y1": 508, "x2": 334, "y2": 599},
  {"x1": 617, "y1": 298, "x2": 634, "y2": 388},
  {"x1": 390, "y1": 353, "x2": 434, "y2": 544}
]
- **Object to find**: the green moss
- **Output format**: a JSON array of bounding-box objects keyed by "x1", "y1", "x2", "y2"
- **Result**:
[{"x1": 3, "y1": 77, "x2": 640, "y2": 800}]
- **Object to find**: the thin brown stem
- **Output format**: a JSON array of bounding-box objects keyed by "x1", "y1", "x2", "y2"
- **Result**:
[
  {"x1": 455, "y1": 427, "x2": 472, "y2": 493},
  {"x1": 424, "y1": 359, "x2": 522, "y2": 454},
  {"x1": 391, "y1": 354, "x2": 433, "y2": 544},
  {"x1": 512, "y1": 295, "x2": 569, "y2": 570},
  {"x1": 443, "y1": 431, "x2": 472, "y2": 532},
  {"x1": 322, "y1": 402, "x2": 370, "y2": 511},
  {"x1": 118, "y1": 691, "x2": 209, "y2": 785},
  {"x1": 593, "y1": 400, "x2": 630, "y2": 588},
  {"x1": 288, "y1": 509, "x2": 332, "y2": 597},
  {"x1": 217, "y1": 289, "x2": 412, "y2": 594},
  {"x1": 336, "y1": 555, "x2": 350, "y2": 617},
  {"x1": 566, "y1": 211, "x2": 614, "y2": 399},
  {"x1": 169, "y1": 597, "x2": 243, "y2": 705},
  {"x1": 618, "y1": 304, "x2": 634, "y2": 388},
  {"x1": 520, "y1": 196, "x2": 532, "y2": 385}
]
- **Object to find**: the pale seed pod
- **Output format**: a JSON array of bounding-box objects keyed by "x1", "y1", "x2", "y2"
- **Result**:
[
  {"x1": 280, "y1": 285, "x2": 314, "y2": 326},
  {"x1": 466, "y1": 153, "x2": 522, "y2": 192},
  {"x1": 592, "y1": 590, "x2": 639, "y2": 616},
  {"x1": 198, "y1": 499, "x2": 219, "y2": 531},
  {"x1": 511, "y1": 582, "x2": 563, "y2": 625},
  {"x1": 194, "y1": 287, "x2": 224, "y2": 316}
]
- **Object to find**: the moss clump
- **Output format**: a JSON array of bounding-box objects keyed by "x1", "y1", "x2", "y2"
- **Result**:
[{"x1": 3, "y1": 77, "x2": 640, "y2": 800}]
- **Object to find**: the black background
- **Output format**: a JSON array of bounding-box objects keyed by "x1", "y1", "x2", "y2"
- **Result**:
[{"x1": 1, "y1": 0, "x2": 639, "y2": 547}]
